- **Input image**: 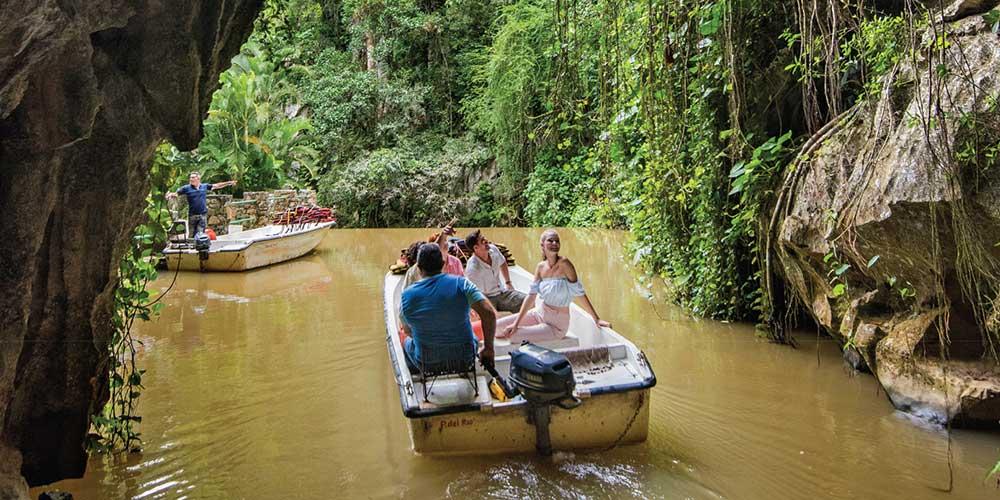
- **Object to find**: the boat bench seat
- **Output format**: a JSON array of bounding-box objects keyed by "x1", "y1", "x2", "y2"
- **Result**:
[{"x1": 493, "y1": 331, "x2": 580, "y2": 356}]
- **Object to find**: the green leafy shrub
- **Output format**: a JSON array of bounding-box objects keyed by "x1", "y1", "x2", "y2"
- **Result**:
[
  {"x1": 842, "y1": 14, "x2": 907, "y2": 98},
  {"x1": 168, "y1": 42, "x2": 318, "y2": 192},
  {"x1": 462, "y1": 0, "x2": 556, "y2": 214},
  {"x1": 318, "y1": 135, "x2": 490, "y2": 227},
  {"x1": 523, "y1": 145, "x2": 602, "y2": 227},
  {"x1": 202, "y1": 43, "x2": 318, "y2": 190},
  {"x1": 304, "y1": 49, "x2": 429, "y2": 164}
]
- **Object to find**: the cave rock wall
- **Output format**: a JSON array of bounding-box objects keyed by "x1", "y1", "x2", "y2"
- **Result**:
[
  {"x1": 776, "y1": 12, "x2": 1000, "y2": 426},
  {"x1": 0, "y1": 0, "x2": 262, "y2": 494}
]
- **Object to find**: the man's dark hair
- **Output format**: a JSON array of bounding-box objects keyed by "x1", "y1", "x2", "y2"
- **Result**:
[
  {"x1": 464, "y1": 229, "x2": 482, "y2": 253},
  {"x1": 416, "y1": 243, "x2": 444, "y2": 275},
  {"x1": 405, "y1": 241, "x2": 423, "y2": 266}
]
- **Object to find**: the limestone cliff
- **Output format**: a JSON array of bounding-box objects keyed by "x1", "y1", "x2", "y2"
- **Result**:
[
  {"x1": 0, "y1": 0, "x2": 261, "y2": 496},
  {"x1": 774, "y1": 7, "x2": 1000, "y2": 426}
]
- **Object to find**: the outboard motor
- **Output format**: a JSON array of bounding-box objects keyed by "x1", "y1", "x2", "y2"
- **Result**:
[
  {"x1": 194, "y1": 232, "x2": 212, "y2": 270},
  {"x1": 509, "y1": 342, "x2": 581, "y2": 456},
  {"x1": 194, "y1": 232, "x2": 212, "y2": 252}
]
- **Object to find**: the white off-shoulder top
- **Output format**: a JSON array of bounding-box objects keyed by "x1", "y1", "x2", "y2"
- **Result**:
[{"x1": 529, "y1": 277, "x2": 586, "y2": 307}]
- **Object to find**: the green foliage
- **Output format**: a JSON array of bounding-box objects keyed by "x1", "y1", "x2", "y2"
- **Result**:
[
  {"x1": 611, "y1": 0, "x2": 766, "y2": 319},
  {"x1": 955, "y1": 94, "x2": 1000, "y2": 177},
  {"x1": 167, "y1": 42, "x2": 318, "y2": 192},
  {"x1": 317, "y1": 135, "x2": 490, "y2": 226},
  {"x1": 88, "y1": 144, "x2": 177, "y2": 454},
  {"x1": 824, "y1": 250, "x2": 850, "y2": 299},
  {"x1": 201, "y1": 43, "x2": 318, "y2": 190},
  {"x1": 780, "y1": 30, "x2": 824, "y2": 82},
  {"x1": 209, "y1": 0, "x2": 806, "y2": 322},
  {"x1": 986, "y1": 8, "x2": 1000, "y2": 34},
  {"x1": 466, "y1": 181, "x2": 505, "y2": 227},
  {"x1": 867, "y1": 255, "x2": 880, "y2": 269},
  {"x1": 462, "y1": 0, "x2": 558, "y2": 218},
  {"x1": 458, "y1": 0, "x2": 796, "y2": 319},
  {"x1": 843, "y1": 15, "x2": 907, "y2": 97},
  {"x1": 523, "y1": 145, "x2": 601, "y2": 226},
  {"x1": 986, "y1": 457, "x2": 1000, "y2": 485},
  {"x1": 246, "y1": 0, "x2": 506, "y2": 223},
  {"x1": 303, "y1": 48, "x2": 429, "y2": 164},
  {"x1": 726, "y1": 131, "x2": 794, "y2": 244},
  {"x1": 252, "y1": 0, "x2": 328, "y2": 62}
]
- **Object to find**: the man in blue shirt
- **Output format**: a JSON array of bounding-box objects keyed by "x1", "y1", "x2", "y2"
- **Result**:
[
  {"x1": 402, "y1": 243, "x2": 497, "y2": 371},
  {"x1": 167, "y1": 171, "x2": 237, "y2": 237}
]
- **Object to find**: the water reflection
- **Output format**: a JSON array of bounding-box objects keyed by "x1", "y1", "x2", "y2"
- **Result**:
[{"x1": 32, "y1": 228, "x2": 1000, "y2": 499}]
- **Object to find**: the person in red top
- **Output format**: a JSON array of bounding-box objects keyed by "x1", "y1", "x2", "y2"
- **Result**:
[{"x1": 429, "y1": 224, "x2": 464, "y2": 277}]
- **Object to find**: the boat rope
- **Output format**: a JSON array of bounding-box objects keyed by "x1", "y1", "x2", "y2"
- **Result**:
[{"x1": 603, "y1": 391, "x2": 645, "y2": 451}]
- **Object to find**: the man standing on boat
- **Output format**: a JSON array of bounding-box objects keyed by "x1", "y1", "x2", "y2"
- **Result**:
[
  {"x1": 464, "y1": 230, "x2": 526, "y2": 313},
  {"x1": 401, "y1": 243, "x2": 497, "y2": 371},
  {"x1": 166, "y1": 171, "x2": 237, "y2": 237}
]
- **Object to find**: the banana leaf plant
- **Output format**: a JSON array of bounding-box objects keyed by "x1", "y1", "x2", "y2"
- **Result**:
[{"x1": 195, "y1": 42, "x2": 319, "y2": 192}]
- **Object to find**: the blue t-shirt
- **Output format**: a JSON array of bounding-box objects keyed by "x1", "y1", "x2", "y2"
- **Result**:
[
  {"x1": 176, "y1": 183, "x2": 213, "y2": 215},
  {"x1": 401, "y1": 273, "x2": 485, "y2": 365}
]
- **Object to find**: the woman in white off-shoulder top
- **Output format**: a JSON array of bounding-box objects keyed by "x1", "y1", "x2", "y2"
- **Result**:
[{"x1": 496, "y1": 229, "x2": 611, "y2": 342}]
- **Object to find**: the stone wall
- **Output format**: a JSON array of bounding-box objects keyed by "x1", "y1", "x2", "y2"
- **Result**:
[
  {"x1": 207, "y1": 196, "x2": 232, "y2": 233},
  {"x1": 169, "y1": 189, "x2": 318, "y2": 235},
  {"x1": 233, "y1": 189, "x2": 317, "y2": 229}
]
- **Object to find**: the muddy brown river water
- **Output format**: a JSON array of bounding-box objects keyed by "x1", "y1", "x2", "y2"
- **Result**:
[{"x1": 33, "y1": 228, "x2": 1000, "y2": 499}]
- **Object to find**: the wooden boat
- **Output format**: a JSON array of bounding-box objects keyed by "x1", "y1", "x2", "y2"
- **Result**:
[
  {"x1": 163, "y1": 221, "x2": 334, "y2": 272},
  {"x1": 383, "y1": 265, "x2": 656, "y2": 455}
]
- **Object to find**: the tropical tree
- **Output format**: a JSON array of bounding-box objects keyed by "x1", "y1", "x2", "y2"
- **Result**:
[{"x1": 194, "y1": 42, "x2": 319, "y2": 191}]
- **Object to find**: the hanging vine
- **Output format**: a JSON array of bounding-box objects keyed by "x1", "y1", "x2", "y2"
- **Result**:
[{"x1": 87, "y1": 144, "x2": 178, "y2": 454}]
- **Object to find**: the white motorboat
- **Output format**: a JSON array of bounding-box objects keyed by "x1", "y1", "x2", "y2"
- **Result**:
[
  {"x1": 383, "y1": 265, "x2": 656, "y2": 455},
  {"x1": 163, "y1": 221, "x2": 334, "y2": 272}
]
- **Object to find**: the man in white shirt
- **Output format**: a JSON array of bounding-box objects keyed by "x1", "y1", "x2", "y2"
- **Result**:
[{"x1": 463, "y1": 230, "x2": 526, "y2": 313}]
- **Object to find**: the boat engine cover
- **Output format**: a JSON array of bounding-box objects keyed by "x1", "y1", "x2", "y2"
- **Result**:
[
  {"x1": 194, "y1": 233, "x2": 211, "y2": 252},
  {"x1": 509, "y1": 343, "x2": 575, "y2": 404}
]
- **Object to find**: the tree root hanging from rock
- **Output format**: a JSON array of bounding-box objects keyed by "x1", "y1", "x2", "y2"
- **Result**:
[{"x1": 762, "y1": 106, "x2": 861, "y2": 345}]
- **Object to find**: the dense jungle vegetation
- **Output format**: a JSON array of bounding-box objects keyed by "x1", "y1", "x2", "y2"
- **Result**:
[
  {"x1": 92, "y1": 0, "x2": 1000, "y2": 455},
  {"x1": 156, "y1": 0, "x2": 996, "y2": 324}
]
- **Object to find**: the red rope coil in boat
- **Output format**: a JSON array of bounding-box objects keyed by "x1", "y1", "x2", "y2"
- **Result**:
[{"x1": 272, "y1": 206, "x2": 336, "y2": 225}]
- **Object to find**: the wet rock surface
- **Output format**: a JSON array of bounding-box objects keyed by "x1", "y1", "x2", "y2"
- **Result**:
[
  {"x1": 36, "y1": 492, "x2": 72, "y2": 500},
  {"x1": 941, "y1": 0, "x2": 1000, "y2": 21},
  {"x1": 0, "y1": 0, "x2": 261, "y2": 496},
  {"x1": 775, "y1": 13, "x2": 1000, "y2": 426}
]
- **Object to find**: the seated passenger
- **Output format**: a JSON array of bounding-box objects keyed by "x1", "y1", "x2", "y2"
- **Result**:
[
  {"x1": 497, "y1": 229, "x2": 611, "y2": 342},
  {"x1": 398, "y1": 240, "x2": 426, "y2": 330},
  {"x1": 401, "y1": 243, "x2": 497, "y2": 371},
  {"x1": 398, "y1": 224, "x2": 467, "y2": 329},
  {"x1": 402, "y1": 224, "x2": 463, "y2": 292},
  {"x1": 464, "y1": 229, "x2": 526, "y2": 313},
  {"x1": 401, "y1": 240, "x2": 425, "y2": 290},
  {"x1": 429, "y1": 223, "x2": 464, "y2": 277}
]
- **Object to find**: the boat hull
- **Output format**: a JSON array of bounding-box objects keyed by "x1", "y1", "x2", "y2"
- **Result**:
[
  {"x1": 407, "y1": 389, "x2": 650, "y2": 455},
  {"x1": 384, "y1": 265, "x2": 656, "y2": 456},
  {"x1": 165, "y1": 222, "x2": 332, "y2": 272}
]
